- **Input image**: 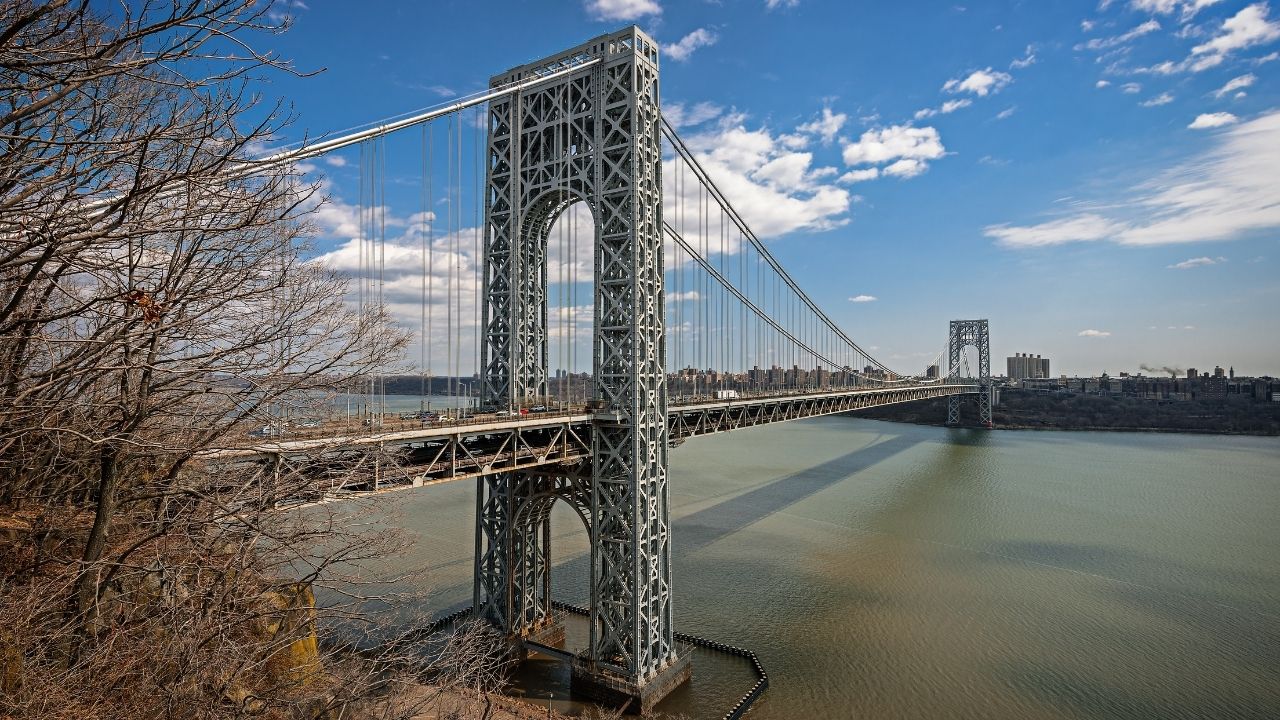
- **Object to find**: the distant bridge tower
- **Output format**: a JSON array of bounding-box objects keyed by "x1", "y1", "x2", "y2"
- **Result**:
[
  {"x1": 947, "y1": 319, "x2": 993, "y2": 426},
  {"x1": 475, "y1": 27, "x2": 686, "y2": 710}
]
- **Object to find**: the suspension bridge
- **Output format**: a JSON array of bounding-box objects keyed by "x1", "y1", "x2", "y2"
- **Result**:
[{"x1": 219, "y1": 27, "x2": 995, "y2": 713}]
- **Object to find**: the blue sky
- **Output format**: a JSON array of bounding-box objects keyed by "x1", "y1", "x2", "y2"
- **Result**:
[{"x1": 256, "y1": 0, "x2": 1280, "y2": 377}]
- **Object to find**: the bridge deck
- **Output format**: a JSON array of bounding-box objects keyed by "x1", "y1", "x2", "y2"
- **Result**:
[{"x1": 205, "y1": 383, "x2": 977, "y2": 501}]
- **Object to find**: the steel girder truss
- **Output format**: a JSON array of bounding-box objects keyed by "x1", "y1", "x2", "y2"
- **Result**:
[
  {"x1": 477, "y1": 28, "x2": 675, "y2": 687},
  {"x1": 946, "y1": 319, "x2": 993, "y2": 425},
  {"x1": 668, "y1": 385, "x2": 974, "y2": 441}
]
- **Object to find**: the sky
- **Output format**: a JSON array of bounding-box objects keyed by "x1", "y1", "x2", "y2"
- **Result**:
[{"x1": 251, "y1": 0, "x2": 1280, "y2": 378}]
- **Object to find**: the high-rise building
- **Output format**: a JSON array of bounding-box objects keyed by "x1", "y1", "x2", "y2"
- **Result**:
[
  {"x1": 1214, "y1": 365, "x2": 1226, "y2": 378},
  {"x1": 1007, "y1": 353, "x2": 1050, "y2": 381},
  {"x1": 1186, "y1": 367, "x2": 1197, "y2": 380}
]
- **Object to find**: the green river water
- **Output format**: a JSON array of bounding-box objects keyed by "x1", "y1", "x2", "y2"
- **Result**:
[{"x1": 356, "y1": 403, "x2": 1280, "y2": 719}]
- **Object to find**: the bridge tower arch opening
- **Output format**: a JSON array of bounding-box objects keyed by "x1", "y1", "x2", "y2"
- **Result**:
[
  {"x1": 476, "y1": 27, "x2": 686, "y2": 710},
  {"x1": 946, "y1": 319, "x2": 993, "y2": 426}
]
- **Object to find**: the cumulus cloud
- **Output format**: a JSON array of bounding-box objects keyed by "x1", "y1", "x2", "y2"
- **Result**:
[
  {"x1": 796, "y1": 106, "x2": 848, "y2": 145},
  {"x1": 986, "y1": 109, "x2": 1280, "y2": 247},
  {"x1": 841, "y1": 124, "x2": 946, "y2": 179},
  {"x1": 1078, "y1": 329, "x2": 1112, "y2": 337},
  {"x1": 1213, "y1": 73, "x2": 1256, "y2": 97},
  {"x1": 848, "y1": 294, "x2": 878, "y2": 302},
  {"x1": 943, "y1": 68, "x2": 1013, "y2": 96},
  {"x1": 1096, "y1": 79, "x2": 1112, "y2": 88},
  {"x1": 670, "y1": 110, "x2": 853, "y2": 238},
  {"x1": 585, "y1": 0, "x2": 661, "y2": 21},
  {"x1": 324, "y1": 156, "x2": 348, "y2": 168},
  {"x1": 1188, "y1": 111, "x2": 1238, "y2": 128},
  {"x1": 838, "y1": 168, "x2": 880, "y2": 184},
  {"x1": 664, "y1": 28, "x2": 718, "y2": 62},
  {"x1": 883, "y1": 158, "x2": 927, "y2": 178},
  {"x1": 1167, "y1": 255, "x2": 1225, "y2": 268}
]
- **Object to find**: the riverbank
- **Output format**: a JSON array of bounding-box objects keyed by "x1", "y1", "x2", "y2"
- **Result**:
[{"x1": 853, "y1": 389, "x2": 1280, "y2": 436}]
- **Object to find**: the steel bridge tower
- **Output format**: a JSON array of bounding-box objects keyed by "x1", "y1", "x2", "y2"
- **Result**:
[
  {"x1": 475, "y1": 27, "x2": 687, "y2": 710},
  {"x1": 946, "y1": 319, "x2": 993, "y2": 426}
]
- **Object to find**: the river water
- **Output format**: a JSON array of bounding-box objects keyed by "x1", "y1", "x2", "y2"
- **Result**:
[{"x1": 359, "y1": 408, "x2": 1280, "y2": 719}]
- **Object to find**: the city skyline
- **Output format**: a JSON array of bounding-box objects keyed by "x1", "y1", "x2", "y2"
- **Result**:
[{"x1": 256, "y1": 0, "x2": 1279, "y2": 377}]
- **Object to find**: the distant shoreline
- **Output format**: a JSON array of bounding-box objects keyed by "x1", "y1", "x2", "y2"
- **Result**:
[
  {"x1": 855, "y1": 416, "x2": 1280, "y2": 437},
  {"x1": 851, "y1": 389, "x2": 1280, "y2": 437}
]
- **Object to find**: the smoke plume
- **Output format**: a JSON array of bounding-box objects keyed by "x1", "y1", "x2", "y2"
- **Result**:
[{"x1": 1139, "y1": 363, "x2": 1182, "y2": 377}]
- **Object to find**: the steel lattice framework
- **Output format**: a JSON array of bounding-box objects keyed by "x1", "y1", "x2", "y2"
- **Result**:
[
  {"x1": 947, "y1": 319, "x2": 993, "y2": 426},
  {"x1": 475, "y1": 27, "x2": 677, "y2": 699}
]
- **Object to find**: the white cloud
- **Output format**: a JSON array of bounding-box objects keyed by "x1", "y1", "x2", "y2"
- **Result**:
[
  {"x1": 1213, "y1": 73, "x2": 1256, "y2": 98},
  {"x1": 986, "y1": 109, "x2": 1280, "y2": 247},
  {"x1": 1188, "y1": 111, "x2": 1237, "y2": 128},
  {"x1": 1082, "y1": 19, "x2": 1097, "y2": 32},
  {"x1": 766, "y1": 0, "x2": 799, "y2": 8},
  {"x1": 324, "y1": 156, "x2": 348, "y2": 168},
  {"x1": 1077, "y1": 19, "x2": 1161, "y2": 50},
  {"x1": 663, "y1": 101, "x2": 723, "y2": 128},
  {"x1": 1122, "y1": 82, "x2": 1143, "y2": 93},
  {"x1": 996, "y1": 106, "x2": 1017, "y2": 119},
  {"x1": 1096, "y1": 79, "x2": 1113, "y2": 88},
  {"x1": 585, "y1": 0, "x2": 661, "y2": 21},
  {"x1": 796, "y1": 106, "x2": 848, "y2": 145},
  {"x1": 913, "y1": 98, "x2": 972, "y2": 120},
  {"x1": 1078, "y1": 329, "x2": 1112, "y2": 337},
  {"x1": 670, "y1": 111, "x2": 853, "y2": 237},
  {"x1": 848, "y1": 294, "x2": 878, "y2": 303},
  {"x1": 1255, "y1": 50, "x2": 1280, "y2": 63},
  {"x1": 1131, "y1": 0, "x2": 1222, "y2": 19},
  {"x1": 838, "y1": 168, "x2": 880, "y2": 184},
  {"x1": 943, "y1": 67, "x2": 1013, "y2": 96},
  {"x1": 427, "y1": 85, "x2": 455, "y2": 98},
  {"x1": 1192, "y1": 3, "x2": 1280, "y2": 58},
  {"x1": 1167, "y1": 255, "x2": 1224, "y2": 268},
  {"x1": 1140, "y1": 3, "x2": 1280, "y2": 73},
  {"x1": 986, "y1": 214, "x2": 1127, "y2": 247},
  {"x1": 842, "y1": 125, "x2": 946, "y2": 169},
  {"x1": 664, "y1": 28, "x2": 717, "y2": 62},
  {"x1": 1141, "y1": 92, "x2": 1175, "y2": 106},
  {"x1": 1011, "y1": 45, "x2": 1037, "y2": 69},
  {"x1": 883, "y1": 158, "x2": 927, "y2": 178}
]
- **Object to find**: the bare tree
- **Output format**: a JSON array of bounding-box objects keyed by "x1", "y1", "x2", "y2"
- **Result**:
[{"x1": 0, "y1": 2, "x2": 485, "y2": 717}]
